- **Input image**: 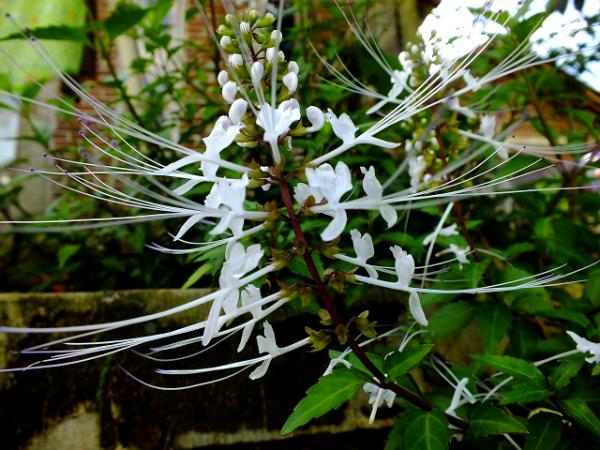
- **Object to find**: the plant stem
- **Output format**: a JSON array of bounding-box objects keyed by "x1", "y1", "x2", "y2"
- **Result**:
[{"x1": 274, "y1": 168, "x2": 468, "y2": 430}]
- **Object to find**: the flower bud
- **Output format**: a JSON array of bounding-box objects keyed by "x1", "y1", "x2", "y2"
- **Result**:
[
  {"x1": 225, "y1": 14, "x2": 234, "y2": 25},
  {"x1": 247, "y1": 10, "x2": 259, "y2": 23},
  {"x1": 251, "y1": 61, "x2": 264, "y2": 86},
  {"x1": 271, "y1": 30, "x2": 282, "y2": 45},
  {"x1": 228, "y1": 53, "x2": 243, "y2": 67},
  {"x1": 283, "y1": 72, "x2": 298, "y2": 94},
  {"x1": 288, "y1": 61, "x2": 299, "y2": 74},
  {"x1": 240, "y1": 21, "x2": 251, "y2": 34},
  {"x1": 222, "y1": 81, "x2": 238, "y2": 104},
  {"x1": 217, "y1": 70, "x2": 229, "y2": 87},
  {"x1": 266, "y1": 48, "x2": 284, "y2": 64},
  {"x1": 217, "y1": 25, "x2": 227, "y2": 35},
  {"x1": 258, "y1": 12, "x2": 275, "y2": 27},
  {"x1": 228, "y1": 98, "x2": 248, "y2": 125},
  {"x1": 306, "y1": 106, "x2": 324, "y2": 132},
  {"x1": 220, "y1": 35, "x2": 232, "y2": 48}
]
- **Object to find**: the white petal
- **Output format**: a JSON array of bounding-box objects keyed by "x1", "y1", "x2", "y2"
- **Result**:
[
  {"x1": 380, "y1": 205, "x2": 398, "y2": 228},
  {"x1": 249, "y1": 358, "x2": 271, "y2": 380},
  {"x1": 173, "y1": 214, "x2": 205, "y2": 241},
  {"x1": 306, "y1": 106, "x2": 324, "y2": 132},
  {"x1": 409, "y1": 292, "x2": 428, "y2": 326},
  {"x1": 228, "y1": 99, "x2": 248, "y2": 125},
  {"x1": 283, "y1": 72, "x2": 298, "y2": 94},
  {"x1": 251, "y1": 61, "x2": 264, "y2": 86},
  {"x1": 326, "y1": 109, "x2": 357, "y2": 144},
  {"x1": 321, "y1": 209, "x2": 347, "y2": 242}
]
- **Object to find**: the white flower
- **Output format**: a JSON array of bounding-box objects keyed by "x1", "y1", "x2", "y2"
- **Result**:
[
  {"x1": 409, "y1": 292, "x2": 428, "y2": 326},
  {"x1": 288, "y1": 60, "x2": 299, "y2": 74},
  {"x1": 567, "y1": 331, "x2": 600, "y2": 363},
  {"x1": 222, "y1": 81, "x2": 238, "y2": 103},
  {"x1": 367, "y1": 69, "x2": 409, "y2": 115},
  {"x1": 251, "y1": 61, "x2": 264, "y2": 86},
  {"x1": 203, "y1": 242, "x2": 264, "y2": 346},
  {"x1": 266, "y1": 47, "x2": 284, "y2": 64},
  {"x1": 445, "y1": 377, "x2": 474, "y2": 418},
  {"x1": 217, "y1": 70, "x2": 229, "y2": 87},
  {"x1": 391, "y1": 245, "x2": 414, "y2": 288},
  {"x1": 350, "y1": 230, "x2": 378, "y2": 279},
  {"x1": 448, "y1": 96, "x2": 476, "y2": 119},
  {"x1": 249, "y1": 321, "x2": 282, "y2": 379},
  {"x1": 256, "y1": 99, "x2": 301, "y2": 162},
  {"x1": 205, "y1": 174, "x2": 250, "y2": 236},
  {"x1": 480, "y1": 114, "x2": 496, "y2": 140},
  {"x1": 463, "y1": 71, "x2": 482, "y2": 92},
  {"x1": 201, "y1": 115, "x2": 244, "y2": 180},
  {"x1": 228, "y1": 98, "x2": 248, "y2": 125},
  {"x1": 360, "y1": 166, "x2": 398, "y2": 228},
  {"x1": 326, "y1": 109, "x2": 357, "y2": 145},
  {"x1": 229, "y1": 53, "x2": 244, "y2": 67},
  {"x1": 157, "y1": 114, "x2": 243, "y2": 194},
  {"x1": 408, "y1": 155, "x2": 426, "y2": 191},
  {"x1": 282, "y1": 72, "x2": 298, "y2": 94},
  {"x1": 422, "y1": 224, "x2": 459, "y2": 246},
  {"x1": 306, "y1": 106, "x2": 324, "y2": 132},
  {"x1": 324, "y1": 109, "x2": 404, "y2": 156},
  {"x1": 363, "y1": 383, "x2": 396, "y2": 423},
  {"x1": 449, "y1": 244, "x2": 469, "y2": 267},
  {"x1": 304, "y1": 161, "x2": 352, "y2": 241}
]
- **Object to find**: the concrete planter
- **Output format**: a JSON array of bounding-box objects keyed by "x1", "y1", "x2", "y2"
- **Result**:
[{"x1": 0, "y1": 289, "x2": 393, "y2": 450}]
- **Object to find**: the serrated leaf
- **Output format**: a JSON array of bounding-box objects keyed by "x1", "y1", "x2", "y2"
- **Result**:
[
  {"x1": 104, "y1": 1, "x2": 149, "y2": 40},
  {"x1": 281, "y1": 368, "x2": 370, "y2": 435},
  {"x1": 500, "y1": 381, "x2": 551, "y2": 405},
  {"x1": 560, "y1": 398, "x2": 600, "y2": 438},
  {"x1": 549, "y1": 358, "x2": 584, "y2": 389},
  {"x1": 181, "y1": 261, "x2": 212, "y2": 289},
  {"x1": 385, "y1": 345, "x2": 434, "y2": 380},
  {"x1": 524, "y1": 414, "x2": 562, "y2": 450},
  {"x1": 387, "y1": 409, "x2": 449, "y2": 450},
  {"x1": 476, "y1": 303, "x2": 512, "y2": 353},
  {"x1": 429, "y1": 301, "x2": 474, "y2": 339},
  {"x1": 57, "y1": 244, "x2": 80, "y2": 269},
  {"x1": 471, "y1": 354, "x2": 545, "y2": 382},
  {"x1": 468, "y1": 404, "x2": 528, "y2": 437}
]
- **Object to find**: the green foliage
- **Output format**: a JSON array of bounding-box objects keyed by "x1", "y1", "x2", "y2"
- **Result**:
[
  {"x1": 468, "y1": 405, "x2": 528, "y2": 437},
  {"x1": 280, "y1": 368, "x2": 370, "y2": 435},
  {"x1": 386, "y1": 409, "x2": 450, "y2": 450}
]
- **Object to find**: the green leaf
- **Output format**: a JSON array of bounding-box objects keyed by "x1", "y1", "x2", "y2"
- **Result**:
[
  {"x1": 463, "y1": 259, "x2": 490, "y2": 288},
  {"x1": 584, "y1": 269, "x2": 600, "y2": 306},
  {"x1": 524, "y1": 414, "x2": 562, "y2": 450},
  {"x1": 181, "y1": 261, "x2": 212, "y2": 289},
  {"x1": 387, "y1": 409, "x2": 449, "y2": 450},
  {"x1": 281, "y1": 368, "x2": 370, "y2": 435},
  {"x1": 504, "y1": 242, "x2": 536, "y2": 259},
  {"x1": 500, "y1": 381, "x2": 551, "y2": 405},
  {"x1": 476, "y1": 303, "x2": 512, "y2": 354},
  {"x1": 560, "y1": 398, "x2": 600, "y2": 438},
  {"x1": 471, "y1": 354, "x2": 545, "y2": 382},
  {"x1": 104, "y1": 1, "x2": 149, "y2": 40},
  {"x1": 429, "y1": 302, "x2": 475, "y2": 339},
  {"x1": 57, "y1": 244, "x2": 80, "y2": 269},
  {"x1": 468, "y1": 404, "x2": 528, "y2": 437},
  {"x1": 0, "y1": 25, "x2": 88, "y2": 42},
  {"x1": 549, "y1": 358, "x2": 584, "y2": 390},
  {"x1": 385, "y1": 345, "x2": 434, "y2": 380}
]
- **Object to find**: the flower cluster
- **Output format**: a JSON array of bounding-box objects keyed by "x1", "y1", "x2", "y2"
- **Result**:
[{"x1": 0, "y1": 2, "x2": 598, "y2": 446}]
